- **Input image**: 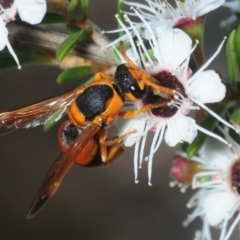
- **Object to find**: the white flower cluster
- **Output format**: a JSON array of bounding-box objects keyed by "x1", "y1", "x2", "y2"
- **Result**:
[
  {"x1": 0, "y1": 0, "x2": 46, "y2": 68},
  {"x1": 174, "y1": 132, "x2": 240, "y2": 240},
  {"x1": 106, "y1": 0, "x2": 234, "y2": 185},
  {"x1": 108, "y1": 1, "x2": 240, "y2": 239}
]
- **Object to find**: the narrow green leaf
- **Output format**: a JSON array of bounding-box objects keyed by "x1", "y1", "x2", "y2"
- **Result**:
[
  {"x1": 117, "y1": 0, "x2": 125, "y2": 37},
  {"x1": 230, "y1": 101, "x2": 240, "y2": 124},
  {"x1": 56, "y1": 29, "x2": 86, "y2": 62},
  {"x1": 43, "y1": 108, "x2": 66, "y2": 132},
  {"x1": 111, "y1": 47, "x2": 121, "y2": 64},
  {"x1": 226, "y1": 30, "x2": 238, "y2": 91},
  {"x1": 57, "y1": 66, "x2": 93, "y2": 84},
  {"x1": 67, "y1": 25, "x2": 82, "y2": 35},
  {"x1": 81, "y1": 0, "x2": 89, "y2": 19},
  {"x1": 67, "y1": 25, "x2": 91, "y2": 40},
  {"x1": 67, "y1": 0, "x2": 89, "y2": 19},
  {"x1": 67, "y1": 0, "x2": 82, "y2": 18},
  {"x1": 235, "y1": 24, "x2": 240, "y2": 69},
  {"x1": 187, "y1": 105, "x2": 227, "y2": 159}
]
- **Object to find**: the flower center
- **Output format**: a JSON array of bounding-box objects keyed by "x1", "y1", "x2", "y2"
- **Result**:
[
  {"x1": 153, "y1": 71, "x2": 186, "y2": 96},
  {"x1": 231, "y1": 160, "x2": 240, "y2": 195},
  {"x1": 143, "y1": 70, "x2": 186, "y2": 118},
  {"x1": 0, "y1": 0, "x2": 13, "y2": 9}
]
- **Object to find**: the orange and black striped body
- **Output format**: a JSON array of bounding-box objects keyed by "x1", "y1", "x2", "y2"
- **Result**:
[
  {"x1": 58, "y1": 121, "x2": 100, "y2": 166},
  {"x1": 68, "y1": 73, "x2": 124, "y2": 128}
]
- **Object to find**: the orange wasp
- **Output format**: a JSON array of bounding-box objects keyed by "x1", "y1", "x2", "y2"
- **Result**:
[{"x1": 0, "y1": 42, "x2": 175, "y2": 218}]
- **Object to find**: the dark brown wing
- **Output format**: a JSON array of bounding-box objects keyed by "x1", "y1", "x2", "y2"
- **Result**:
[
  {"x1": 0, "y1": 89, "x2": 77, "y2": 135},
  {"x1": 26, "y1": 124, "x2": 100, "y2": 219}
]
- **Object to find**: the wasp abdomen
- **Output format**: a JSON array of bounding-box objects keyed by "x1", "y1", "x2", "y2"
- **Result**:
[{"x1": 60, "y1": 123, "x2": 80, "y2": 151}]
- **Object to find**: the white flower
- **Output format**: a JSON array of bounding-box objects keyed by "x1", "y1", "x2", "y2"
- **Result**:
[
  {"x1": 122, "y1": 0, "x2": 224, "y2": 26},
  {"x1": 106, "y1": 0, "x2": 224, "y2": 49},
  {"x1": 181, "y1": 133, "x2": 240, "y2": 240},
  {"x1": 114, "y1": 13, "x2": 235, "y2": 184},
  {"x1": 0, "y1": 0, "x2": 46, "y2": 68}
]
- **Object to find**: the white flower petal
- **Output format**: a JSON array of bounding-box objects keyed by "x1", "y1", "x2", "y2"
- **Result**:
[
  {"x1": 199, "y1": 138, "x2": 233, "y2": 169},
  {"x1": 156, "y1": 28, "x2": 192, "y2": 67},
  {"x1": 116, "y1": 115, "x2": 146, "y2": 147},
  {"x1": 192, "y1": 0, "x2": 225, "y2": 18},
  {"x1": 0, "y1": 19, "x2": 7, "y2": 50},
  {"x1": 2, "y1": 5, "x2": 17, "y2": 22},
  {"x1": 164, "y1": 120, "x2": 180, "y2": 147},
  {"x1": 176, "y1": 115, "x2": 197, "y2": 143},
  {"x1": 203, "y1": 191, "x2": 238, "y2": 226},
  {"x1": 189, "y1": 70, "x2": 226, "y2": 103},
  {"x1": 16, "y1": 0, "x2": 46, "y2": 24},
  {"x1": 164, "y1": 115, "x2": 197, "y2": 147}
]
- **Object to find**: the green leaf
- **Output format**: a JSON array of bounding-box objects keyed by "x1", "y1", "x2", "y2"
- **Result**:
[
  {"x1": 67, "y1": 0, "x2": 82, "y2": 18},
  {"x1": 67, "y1": 0, "x2": 89, "y2": 19},
  {"x1": 81, "y1": 0, "x2": 89, "y2": 19},
  {"x1": 67, "y1": 25, "x2": 82, "y2": 35},
  {"x1": 187, "y1": 105, "x2": 227, "y2": 159},
  {"x1": 56, "y1": 29, "x2": 86, "y2": 62},
  {"x1": 43, "y1": 108, "x2": 67, "y2": 132},
  {"x1": 41, "y1": 13, "x2": 66, "y2": 24},
  {"x1": 57, "y1": 66, "x2": 94, "y2": 84},
  {"x1": 226, "y1": 30, "x2": 238, "y2": 92},
  {"x1": 67, "y1": 25, "x2": 91, "y2": 41},
  {"x1": 230, "y1": 101, "x2": 240, "y2": 124},
  {"x1": 235, "y1": 24, "x2": 240, "y2": 69},
  {"x1": 111, "y1": 47, "x2": 121, "y2": 64},
  {"x1": 117, "y1": 0, "x2": 125, "y2": 37}
]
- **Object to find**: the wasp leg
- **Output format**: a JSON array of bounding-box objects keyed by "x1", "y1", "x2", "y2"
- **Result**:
[
  {"x1": 119, "y1": 102, "x2": 170, "y2": 119},
  {"x1": 141, "y1": 74, "x2": 176, "y2": 96},
  {"x1": 98, "y1": 129, "x2": 136, "y2": 163}
]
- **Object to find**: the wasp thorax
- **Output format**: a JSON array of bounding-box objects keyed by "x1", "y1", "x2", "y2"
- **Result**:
[
  {"x1": 0, "y1": 0, "x2": 14, "y2": 9},
  {"x1": 231, "y1": 161, "x2": 240, "y2": 195},
  {"x1": 143, "y1": 70, "x2": 186, "y2": 118}
]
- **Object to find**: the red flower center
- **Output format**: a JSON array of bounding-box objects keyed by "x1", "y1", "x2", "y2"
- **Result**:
[
  {"x1": 143, "y1": 70, "x2": 186, "y2": 118},
  {"x1": 231, "y1": 161, "x2": 240, "y2": 195},
  {"x1": 0, "y1": 0, "x2": 13, "y2": 9}
]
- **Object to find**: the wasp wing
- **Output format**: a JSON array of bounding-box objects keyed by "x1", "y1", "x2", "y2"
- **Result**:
[
  {"x1": 0, "y1": 89, "x2": 77, "y2": 135},
  {"x1": 26, "y1": 124, "x2": 100, "y2": 219}
]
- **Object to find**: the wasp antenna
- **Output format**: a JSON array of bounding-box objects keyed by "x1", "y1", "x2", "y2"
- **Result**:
[{"x1": 119, "y1": 41, "x2": 138, "y2": 69}]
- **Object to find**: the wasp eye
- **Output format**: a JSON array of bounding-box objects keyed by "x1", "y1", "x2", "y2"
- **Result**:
[{"x1": 129, "y1": 83, "x2": 150, "y2": 99}]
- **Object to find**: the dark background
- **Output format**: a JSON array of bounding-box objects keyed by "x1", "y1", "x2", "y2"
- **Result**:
[{"x1": 0, "y1": 1, "x2": 234, "y2": 240}]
